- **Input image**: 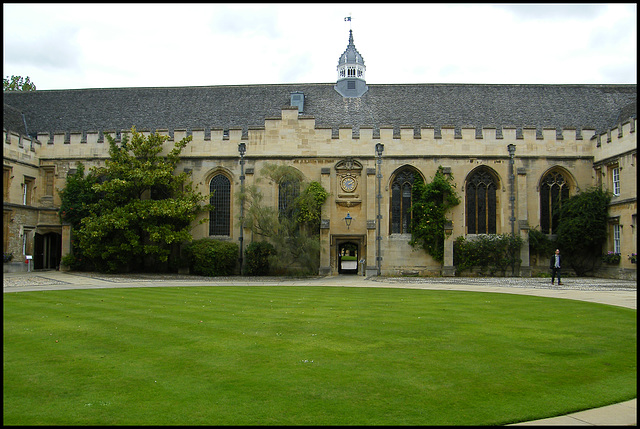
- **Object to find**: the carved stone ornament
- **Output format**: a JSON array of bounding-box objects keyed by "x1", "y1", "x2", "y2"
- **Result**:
[
  {"x1": 335, "y1": 157, "x2": 363, "y2": 207},
  {"x1": 335, "y1": 157, "x2": 363, "y2": 172}
]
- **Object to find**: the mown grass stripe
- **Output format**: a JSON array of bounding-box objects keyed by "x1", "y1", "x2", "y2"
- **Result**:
[{"x1": 3, "y1": 286, "x2": 635, "y2": 425}]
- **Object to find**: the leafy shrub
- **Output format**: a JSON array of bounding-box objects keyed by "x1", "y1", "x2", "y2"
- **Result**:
[
  {"x1": 3, "y1": 252, "x2": 14, "y2": 263},
  {"x1": 601, "y1": 251, "x2": 621, "y2": 264},
  {"x1": 294, "y1": 181, "x2": 329, "y2": 231},
  {"x1": 527, "y1": 227, "x2": 556, "y2": 257},
  {"x1": 244, "y1": 241, "x2": 276, "y2": 276},
  {"x1": 183, "y1": 239, "x2": 238, "y2": 276},
  {"x1": 555, "y1": 187, "x2": 611, "y2": 276},
  {"x1": 60, "y1": 252, "x2": 94, "y2": 271},
  {"x1": 454, "y1": 234, "x2": 523, "y2": 276},
  {"x1": 60, "y1": 254, "x2": 77, "y2": 269}
]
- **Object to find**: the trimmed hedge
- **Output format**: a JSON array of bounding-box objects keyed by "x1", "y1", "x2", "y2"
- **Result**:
[
  {"x1": 454, "y1": 234, "x2": 522, "y2": 276},
  {"x1": 183, "y1": 239, "x2": 238, "y2": 276}
]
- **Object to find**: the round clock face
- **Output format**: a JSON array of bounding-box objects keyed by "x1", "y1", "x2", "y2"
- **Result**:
[{"x1": 341, "y1": 176, "x2": 357, "y2": 192}]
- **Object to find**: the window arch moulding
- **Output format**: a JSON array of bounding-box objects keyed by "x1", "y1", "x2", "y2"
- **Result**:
[
  {"x1": 464, "y1": 166, "x2": 501, "y2": 235},
  {"x1": 538, "y1": 166, "x2": 574, "y2": 235},
  {"x1": 389, "y1": 165, "x2": 424, "y2": 235},
  {"x1": 208, "y1": 169, "x2": 234, "y2": 237}
]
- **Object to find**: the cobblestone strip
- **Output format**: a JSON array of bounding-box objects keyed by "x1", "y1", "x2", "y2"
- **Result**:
[
  {"x1": 3, "y1": 276, "x2": 68, "y2": 288},
  {"x1": 371, "y1": 276, "x2": 637, "y2": 291}
]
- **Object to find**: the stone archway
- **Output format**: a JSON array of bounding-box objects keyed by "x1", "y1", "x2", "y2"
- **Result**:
[
  {"x1": 332, "y1": 235, "x2": 365, "y2": 275},
  {"x1": 338, "y1": 241, "x2": 359, "y2": 274}
]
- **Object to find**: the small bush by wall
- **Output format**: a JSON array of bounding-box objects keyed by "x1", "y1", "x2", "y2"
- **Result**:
[
  {"x1": 183, "y1": 239, "x2": 238, "y2": 276},
  {"x1": 244, "y1": 241, "x2": 276, "y2": 276},
  {"x1": 528, "y1": 228, "x2": 556, "y2": 258},
  {"x1": 454, "y1": 234, "x2": 523, "y2": 276}
]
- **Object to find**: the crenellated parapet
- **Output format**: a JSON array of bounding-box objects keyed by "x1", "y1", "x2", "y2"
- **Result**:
[
  {"x1": 3, "y1": 128, "x2": 41, "y2": 167},
  {"x1": 592, "y1": 116, "x2": 636, "y2": 164},
  {"x1": 18, "y1": 106, "x2": 615, "y2": 162}
]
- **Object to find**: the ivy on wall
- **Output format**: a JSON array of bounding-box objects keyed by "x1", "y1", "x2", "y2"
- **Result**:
[{"x1": 409, "y1": 166, "x2": 461, "y2": 263}]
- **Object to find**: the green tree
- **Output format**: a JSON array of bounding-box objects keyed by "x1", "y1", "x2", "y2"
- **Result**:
[
  {"x1": 242, "y1": 164, "x2": 328, "y2": 275},
  {"x1": 3, "y1": 75, "x2": 36, "y2": 91},
  {"x1": 58, "y1": 163, "x2": 101, "y2": 270},
  {"x1": 58, "y1": 163, "x2": 100, "y2": 229},
  {"x1": 69, "y1": 127, "x2": 210, "y2": 273},
  {"x1": 409, "y1": 166, "x2": 461, "y2": 262},
  {"x1": 555, "y1": 187, "x2": 612, "y2": 275}
]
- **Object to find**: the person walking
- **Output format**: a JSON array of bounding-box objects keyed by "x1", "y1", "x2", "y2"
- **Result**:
[{"x1": 549, "y1": 248, "x2": 563, "y2": 285}]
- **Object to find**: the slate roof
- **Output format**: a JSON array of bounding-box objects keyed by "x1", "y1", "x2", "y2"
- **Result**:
[
  {"x1": 3, "y1": 102, "x2": 26, "y2": 135},
  {"x1": 3, "y1": 83, "x2": 637, "y2": 138}
]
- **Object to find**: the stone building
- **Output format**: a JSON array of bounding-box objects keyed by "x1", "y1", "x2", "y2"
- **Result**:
[{"x1": 3, "y1": 30, "x2": 637, "y2": 279}]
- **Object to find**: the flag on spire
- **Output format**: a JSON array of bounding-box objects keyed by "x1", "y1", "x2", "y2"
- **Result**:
[{"x1": 344, "y1": 16, "x2": 351, "y2": 21}]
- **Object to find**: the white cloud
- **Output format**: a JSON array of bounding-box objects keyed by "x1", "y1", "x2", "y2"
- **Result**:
[{"x1": 3, "y1": 3, "x2": 636, "y2": 89}]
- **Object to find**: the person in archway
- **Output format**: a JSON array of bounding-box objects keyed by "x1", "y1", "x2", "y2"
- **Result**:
[{"x1": 549, "y1": 248, "x2": 563, "y2": 285}]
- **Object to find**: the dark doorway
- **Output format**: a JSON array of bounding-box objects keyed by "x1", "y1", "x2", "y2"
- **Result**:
[
  {"x1": 338, "y1": 241, "x2": 359, "y2": 274},
  {"x1": 34, "y1": 232, "x2": 61, "y2": 270}
]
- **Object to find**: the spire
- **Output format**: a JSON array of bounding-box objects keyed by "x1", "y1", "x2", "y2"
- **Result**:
[{"x1": 337, "y1": 30, "x2": 365, "y2": 71}]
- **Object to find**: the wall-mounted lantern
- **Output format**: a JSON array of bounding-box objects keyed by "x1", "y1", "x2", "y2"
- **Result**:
[{"x1": 344, "y1": 212, "x2": 353, "y2": 229}]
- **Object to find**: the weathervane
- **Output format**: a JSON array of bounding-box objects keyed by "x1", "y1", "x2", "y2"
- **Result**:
[{"x1": 344, "y1": 13, "x2": 352, "y2": 30}]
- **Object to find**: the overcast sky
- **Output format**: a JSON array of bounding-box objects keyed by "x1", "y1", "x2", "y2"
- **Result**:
[{"x1": 3, "y1": 3, "x2": 637, "y2": 90}]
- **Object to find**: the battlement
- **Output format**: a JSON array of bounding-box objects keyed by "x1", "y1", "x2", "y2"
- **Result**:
[
  {"x1": 5, "y1": 108, "x2": 637, "y2": 163},
  {"x1": 592, "y1": 117, "x2": 637, "y2": 164}
]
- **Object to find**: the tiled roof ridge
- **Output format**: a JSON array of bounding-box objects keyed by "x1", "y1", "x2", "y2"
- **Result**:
[{"x1": 4, "y1": 82, "x2": 636, "y2": 137}]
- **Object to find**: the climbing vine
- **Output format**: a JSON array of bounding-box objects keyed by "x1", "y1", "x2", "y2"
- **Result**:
[
  {"x1": 409, "y1": 166, "x2": 461, "y2": 263},
  {"x1": 294, "y1": 180, "x2": 329, "y2": 231}
]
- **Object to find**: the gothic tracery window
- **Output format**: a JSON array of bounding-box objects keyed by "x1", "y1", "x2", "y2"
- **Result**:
[
  {"x1": 390, "y1": 167, "x2": 417, "y2": 234},
  {"x1": 278, "y1": 179, "x2": 300, "y2": 219},
  {"x1": 209, "y1": 174, "x2": 231, "y2": 236},
  {"x1": 540, "y1": 170, "x2": 570, "y2": 234},
  {"x1": 466, "y1": 168, "x2": 498, "y2": 234}
]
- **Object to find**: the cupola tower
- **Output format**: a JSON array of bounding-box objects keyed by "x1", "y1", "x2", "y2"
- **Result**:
[{"x1": 334, "y1": 30, "x2": 368, "y2": 97}]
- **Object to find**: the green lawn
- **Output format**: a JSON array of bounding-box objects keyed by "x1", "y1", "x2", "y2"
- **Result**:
[{"x1": 3, "y1": 286, "x2": 636, "y2": 425}]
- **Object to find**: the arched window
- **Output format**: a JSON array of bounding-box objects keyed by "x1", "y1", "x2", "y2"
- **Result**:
[
  {"x1": 278, "y1": 179, "x2": 300, "y2": 219},
  {"x1": 466, "y1": 168, "x2": 498, "y2": 234},
  {"x1": 209, "y1": 174, "x2": 231, "y2": 236},
  {"x1": 540, "y1": 170, "x2": 570, "y2": 234},
  {"x1": 390, "y1": 167, "x2": 417, "y2": 234}
]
